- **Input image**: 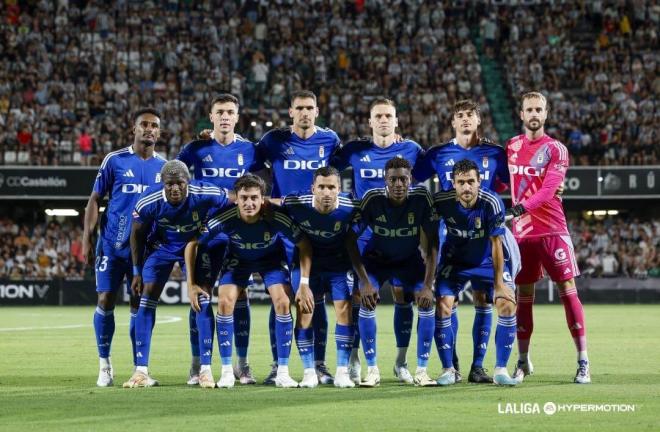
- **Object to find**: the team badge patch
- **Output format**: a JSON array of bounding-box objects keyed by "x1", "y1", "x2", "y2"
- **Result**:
[
  {"x1": 475, "y1": 217, "x2": 481, "y2": 229},
  {"x1": 319, "y1": 146, "x2": 324, "y2": 158},
  {"x1": 408, "y1": 212, "x2": 414, "y2": 225},
  {"x1": 238, "y1": 153, "x2": 244, "y2": 166},
  {"x1": 334, "y1": 221, "x2": 341, "y2": 231},
  {"x1": 264, "y1": 231, "x2": 271, "y2": 242},
  {"x1": 192, "y1": 211, "x2": 199, "y2": 222},
  {"x1": 483, "y1": 157, "x2": 489, "y2": 168},
  {"x1": 537, "y1": 153, "x2": 544, "y2": 164},
  {"x1": 155, "y1": 173, "x2": 161, "y2": 183}
]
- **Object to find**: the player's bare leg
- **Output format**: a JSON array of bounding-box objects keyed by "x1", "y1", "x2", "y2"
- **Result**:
[
  {"x1": 392, "y1": 285, "x2": 414, "y2": 384},
  {"x1": 557, "y1": 279, "x2": 590, "y2": 383},
  {"x1": 513, "y1": 283, "x2": 535, "y2": 382}
]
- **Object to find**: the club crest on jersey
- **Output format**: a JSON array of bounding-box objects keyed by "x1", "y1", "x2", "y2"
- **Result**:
[
  {"x1": 537, "y1": 154, "x2": 544, "y2": 164},
  {"x1": 475, "y1": 217, "x2": 481, "y2": 229},
  {"x1": 155, "y1": 173, "x2": 161, "y2": 183},
  {"x1": 264, "y1": 231, "x2": 271, "y2": 242},
  {"x1": 334, "y1": 221, "x2": 341, "y2": 232},
  {"x1": 482, "y1": 157, "x2": 489, "y2": 168},
  {"x1": 238, "y1": 153, "x2": 244, "y2": 166},
  {"x1": 408, "y1": 212, "x2": 414, "y2": 225},
  {"x1": 192, "y1": 211, "x2": 199, "y2": 222},
  {"x1": 319, "y1": 146, "x2": 324, "y2": 158}
]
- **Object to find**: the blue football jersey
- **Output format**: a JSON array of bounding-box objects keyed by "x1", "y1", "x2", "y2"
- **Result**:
[
  {"x1": 282, "y1": 191, "x2": 360, "y2": 270},
  {"x1": 133, "y1": 181, "x2": 230, "y2": 258},
  {"x1": 433, "y1": 187, "x2": 506, "y2": 268},
  {"x1": 205, "y1": 205, "x2": 303, "y2": 261},
  {"x1": 256, "y1": 127, "x2": 340, "y2": 198},
  {"x1": 413, "y1": 139, "x2": 509, "y2": 192},
  {"x1": 176, "y1": 135, "x2": 265, "y2": 190},
  {"x1": 331, "y1": 138, "x2": 425, "y2": 198},
  {"x1": 357, "y1": 186, "x2": 437, "y2": 262},
  {"x1": 93, "y1": 146, "x2": 167, "y2": 258}
]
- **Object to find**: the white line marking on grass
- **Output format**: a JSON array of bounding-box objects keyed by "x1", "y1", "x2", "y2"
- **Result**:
[{"x1": 0, "y1": 315, "x2": 183, "y2": 332}]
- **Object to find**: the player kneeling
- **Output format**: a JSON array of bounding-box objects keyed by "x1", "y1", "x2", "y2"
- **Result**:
[{"x1": 433, "y1": 159, "x2": 519, "y2": 386}]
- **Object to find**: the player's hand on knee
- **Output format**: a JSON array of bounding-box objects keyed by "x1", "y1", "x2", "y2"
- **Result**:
[
  {"x1": 493, "y1": 283, "x2": 516, "y2": 305},
  {"x1": 188, "y1": 283, "x2": 209, "y2": 312},
  {"x1": 295, "y1": 283, "x2": 314, "y2": 314},
  {"x1": 415, "y1": 287, "x2": 434, "y2": 309},
  {"x1": 360, "y1": 283, "x2": 379, "y2": 311},
  {"x1": 131, "y1": 275, "x2": 143, "y2": 297}
]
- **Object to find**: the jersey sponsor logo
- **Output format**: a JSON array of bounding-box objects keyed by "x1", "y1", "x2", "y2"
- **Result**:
[
  {"x1": 554, "y1": 248, "x2": 568, "y2": 263},
  {"x1": 446, "y1": 226, "x2": 485, "y2": 239},
  {"x1": 373, "y1": 225, "x2": 418, "y2": 238},
  {"x1": 445, "y1": 170, "x2": 491, "y2": 182},
  {"x1": 123, "y1": 169, "x2": 135, "y2": 178},
  {"x1": 234, "y1": 237, "x2": 278, "y2": 250},
  {"x1": 508, "y1": 165, "x2": 545, "y2": 177},
  {"x1": 360, "y1": 154, "x2": 371, "y2": 162},
  {"x1": 360, "y1": 168, "x2": 385, "y2": 178},
  {"x1": 201, "y1": 167, "x2": 246, "y2": 178},
  {"x1": 160, "y1": 221, "x2": 203, "y2": 233},
  {"x1": 121, "y1": 183, "x2": 150, "y2": 194},
  {"x1": 283, "y1": 160, "x2": 327, "y2": 170},
  {"x1": 202, "y1": 154, "x2": 213, "y2": 163},
  {"x1": 304, "y1": 228, "x2": 341, "y2": 239}
]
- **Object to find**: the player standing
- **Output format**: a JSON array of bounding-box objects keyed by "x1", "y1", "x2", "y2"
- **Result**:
[
  {"x1": 257, "y1": 90, "x2": 341, "y2": 385},
  {"x1": 347, "y1": 157, "x2": 438, "y2": 387},
  {"x1": 433, "y1": 159, "x2": 519, "y2": 386},
  {"x1": 414, "y1": 99, "x2": 509, "y2": 383},
  {"x1": 83, "y1": 108, "x2": 167, "y2": 387},
  {"x1": 177, "y1": 93, "x2": 264, "y2": 385},
  {"x1": 331, "y1": 97, "x2": 425, "y2": 385},
  {"x1": 282, "y1": 166, "x2": 361, "y2": 388},
  {"x1": 124, "y1": 161, "x2": 231, "y2": 387},
  {"x1": 506, "y1": 91, "x2": 590, "y2": 384}
]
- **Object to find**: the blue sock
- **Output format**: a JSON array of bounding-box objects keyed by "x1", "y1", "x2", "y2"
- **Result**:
[
  {"x1": 451, "y1": 305, "x2": 459, "y2": 364},
  {"x1": 196, "y1": 295, "x2": 214, "y2": 366},
  {"x1": 275, "y1": 313, "x2": 293, "y2": 366},
  {"x1": 135, "y1": 296, "x2": 158, "y2": 367},
  {"x1": 335, "y1": 323, "x2": 353, "y2": 367},
  {"x1": 129, "y1": 311, "x2": 137, "y2": 365},
  {"x1": 234, "y1": 299, "x2": 250, "y2": 359},
  {"x1": 472, "y1": 306, "x2": 493, "y2": 368},
  {"x1": 188, "y1": 307, "x2": 199, "y2": 358},
  {"x1": 295, "y1": 327, "x2": 314, "y2": 369},
  {"x1": 358, "y1": 307, "x2": 377, "y2": 367},
  {"x1": 495, "y1": 315, "x2": 517, "y2": 368},
  {"x1": 216, "y1": 313, "x2": 234, "y2": 366},
  {"x1": 268, "y1": 306, "x2": 277, "y2": 363},
  {"x1": 352, "y1": 303, "x2": 361, "y2": 350},
  {"x1": 435, "y1": 316, "x2": 454, "y2": 369},
  {"x1": 394, "y1": 302, "x2": 413, "y2": 348},
  {"x1": 416, "y1": 307, "x2": 435, "y2": 368},
  {"x1": 312, "y1": 298, "x2": 328, "y2": 363},
  {"x1": 93, "y1": 306, "x2": 115, "y2": 358}
]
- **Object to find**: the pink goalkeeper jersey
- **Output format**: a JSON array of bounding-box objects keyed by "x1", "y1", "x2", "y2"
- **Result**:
[{"x1": 507, "y1": 133, "x2": 569, "y2": 239}]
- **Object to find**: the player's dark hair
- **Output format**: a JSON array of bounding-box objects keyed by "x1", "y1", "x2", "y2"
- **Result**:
[
  {"x1": 452, "y1": 99, "x2": 480, "y2": 117},
  {"x1": 313, "y1": 166, "x2": 340, "y2": 183},
  {"x1": 161, "y1": 160, "x2": 190, "y2": 180},
  {"x1": 290, "y1": 90, "x2": 317, "y2": 106},
  {"x1": 234, "y1": 174, "x2": 266, "y2": 196},
  {"x1": 132, "y1": 107, "x2": 162, "y2": 124},
  {"x1": 369, "y1": 96, "x2": 396, "y2": 112},
  {"x1": 385, "y1": 156, "x2": 412, "y2": 172},
  {"x1": 452, "y1": 159, "x2": 479, "y2": 178},
  {"x1": 209, "y1": 93, "x2": 240, "y2": 112}
]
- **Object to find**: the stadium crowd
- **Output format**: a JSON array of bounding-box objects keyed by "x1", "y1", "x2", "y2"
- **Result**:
[
  {"x1": 0, "y1": 215, "x2": 657, "y2": 281},
  {"x1": 0, "y1": 1, "x2": 657, "y2": 168}
]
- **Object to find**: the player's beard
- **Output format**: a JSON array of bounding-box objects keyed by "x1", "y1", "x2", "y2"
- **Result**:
[{"x1": 525, "y1": 119, "x2": 543, "y2": 132}]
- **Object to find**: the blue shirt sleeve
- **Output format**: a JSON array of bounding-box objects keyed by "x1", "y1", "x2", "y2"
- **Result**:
[
  {"x1": 93, "y1": 156, "x2": 113, "y2": 197},
  {"x1": 486, "y1": 194, "x2": 506, "y2": 237},
  {"x1": 330, "y1": 143, "x2": 350, "y2": 171},
  {"x1": 412, "y1": 148, "x2": 435, "y2": 181},
  {"x1": 495, "y1": 148, "x2": 510, "y2": 186},
  {"x1": 272, "y1": 210, "x2": 302, "y2": 243},
  {"x1": 176, "y1": 142, "x2": 193, "y2": 167}
]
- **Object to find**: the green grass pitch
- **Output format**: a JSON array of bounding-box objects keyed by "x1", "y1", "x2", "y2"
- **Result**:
[{"x1": 0, "y1": 304, "x2": 658, "y2": 431}]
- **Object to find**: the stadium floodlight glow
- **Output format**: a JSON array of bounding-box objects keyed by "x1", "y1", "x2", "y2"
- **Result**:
[
  {"x1": 266, "y1": 121, "x2": 273, "y2": 127},
  {"x1": 433, "y1": 178, "x2": 439, "y2": 183},
  {"x1": 250, "y1": 121, "x2": 257, "y2": 127},
  {"x1": 99, "y1": 207, "x2": 106, "y2": 212},
  {"x1": 593, "y1": 210, "x2": 607, "y2": 216},
  {"x1": 607, "y1": 210, "x2": 619, "y2": 215},
  {"x1": 45, "y1": 209, "x2": 80, "y2": 217}
]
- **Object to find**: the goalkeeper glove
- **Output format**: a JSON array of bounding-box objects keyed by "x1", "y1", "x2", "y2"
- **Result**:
[{"x1": 506, "y1": 204, "x2": 526, "y2": 218}]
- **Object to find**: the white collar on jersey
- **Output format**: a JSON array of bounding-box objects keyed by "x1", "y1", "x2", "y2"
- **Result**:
[{"x1": 311, "y1": 195, "x2": 339, "y2": 213}]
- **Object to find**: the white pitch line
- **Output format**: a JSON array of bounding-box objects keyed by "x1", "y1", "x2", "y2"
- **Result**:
[{"x1": 0, "y1": 315, "x2": 183, "y2": 332}]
